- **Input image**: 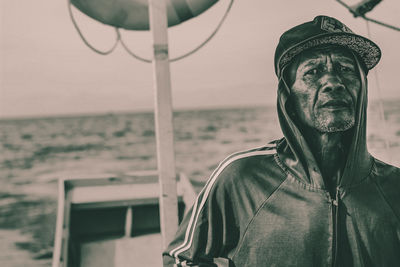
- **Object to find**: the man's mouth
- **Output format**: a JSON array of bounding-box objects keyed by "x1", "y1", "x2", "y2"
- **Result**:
[{"x1": 320, "y1": 100, "x2": 351, "y2": 109}]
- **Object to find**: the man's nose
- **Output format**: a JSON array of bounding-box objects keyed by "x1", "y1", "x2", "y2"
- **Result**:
[{"x1": 320, "y1": 74, "x2": 345, "y2": 93}]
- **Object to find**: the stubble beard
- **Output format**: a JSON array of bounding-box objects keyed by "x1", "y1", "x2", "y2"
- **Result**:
[{"x1": 313, "y1": 111, "x2": 355, "y2": 133}]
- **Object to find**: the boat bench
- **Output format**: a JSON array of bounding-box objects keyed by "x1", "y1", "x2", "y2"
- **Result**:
[{"x1": 52, "y1": 171, "x2": 196, "y2": 267}]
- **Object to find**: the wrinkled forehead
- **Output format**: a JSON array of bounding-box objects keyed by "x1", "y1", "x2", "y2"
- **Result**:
[
  {"x1": 297, "y1": 46, "x2": 356, "y2": 67},
  {"x1": 284, "y1": 46, "x2": 358, "y2": 86}
]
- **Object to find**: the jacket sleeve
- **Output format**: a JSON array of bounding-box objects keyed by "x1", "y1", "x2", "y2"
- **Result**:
[{"x1": 162, "y1": 169, "x2": 238, "y2": 267}]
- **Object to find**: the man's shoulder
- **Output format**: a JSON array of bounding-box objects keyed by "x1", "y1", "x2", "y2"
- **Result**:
[
  {"x1": 201, "y1": 142, "x2": 285, "y2": 209},
  {"x1": 220, "y1": 143, "x2": 277, "y2": 170},
  {"x1": 371, "y1": 158, "x2": 400, "y2": 214},
  {"x1": 210, "y1": 143, "x2": 280, "y2": 187},
  {"x1": 372, "y1": 158, "x2": 400, "y2": 180},
  {"x1": 371, "y1": 158, "x2": 400, "y2": 193}
]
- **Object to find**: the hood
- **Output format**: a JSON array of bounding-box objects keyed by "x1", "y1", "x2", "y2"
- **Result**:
[{"x1": 275, "y1": 54, "x2": 373, "y2": 190}]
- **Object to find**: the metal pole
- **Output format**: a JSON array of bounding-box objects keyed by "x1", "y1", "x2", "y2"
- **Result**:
[{"x1": 148, "y1": 0, "x2": 179, "y2": 249}]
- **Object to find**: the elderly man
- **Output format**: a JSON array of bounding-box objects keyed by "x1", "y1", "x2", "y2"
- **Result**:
[{"x1": 163, "y1": 16, "x2": 400, "y2": 266}]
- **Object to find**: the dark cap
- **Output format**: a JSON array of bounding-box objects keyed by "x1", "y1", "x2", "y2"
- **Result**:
[{"x1": 274, "y1": 15, "x2": 381, "y2": 77}]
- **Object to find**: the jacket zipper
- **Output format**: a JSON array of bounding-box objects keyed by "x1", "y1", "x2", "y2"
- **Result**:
[{"x1": 331, "y1": 187, "x2": 340, "y2": 267}]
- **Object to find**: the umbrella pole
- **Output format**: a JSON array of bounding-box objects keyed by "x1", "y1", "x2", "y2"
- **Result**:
[{"x1": 148, "y1": 0, "x2": 179, "y2": 249}]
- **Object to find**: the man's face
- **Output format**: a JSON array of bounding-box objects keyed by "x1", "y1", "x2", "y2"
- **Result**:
[{"x1": 287, "y1": 46, "x2": 361, "y2": 133}]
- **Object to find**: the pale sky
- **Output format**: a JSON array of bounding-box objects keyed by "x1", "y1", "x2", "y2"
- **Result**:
[{"x1": 1, "y1": 0, "x2": 399, "y2": 118}]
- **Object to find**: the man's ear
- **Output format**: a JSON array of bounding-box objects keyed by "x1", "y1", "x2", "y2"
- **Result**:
[
  {"x1": 283, "y1": 55, "x2": 300, "y2": 88},
  {"x1": 352, "y1": 51, "x2": 369, "y2": 77},
  {"x1": 285, "y1": 96, "x2": 297, "y2": 119}
]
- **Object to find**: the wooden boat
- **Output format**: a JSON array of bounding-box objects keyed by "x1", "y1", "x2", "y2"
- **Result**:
[{"x1": 52, "y1": 170, "x2": 196, "y2": 267}]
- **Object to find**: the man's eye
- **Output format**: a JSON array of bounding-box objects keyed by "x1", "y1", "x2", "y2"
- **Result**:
[
  {"x1": 339, "y1": 65, "x2": 354, "y2": 72},
  {"x1": 304, "y1": 68, "x2": 318, "y2": 76}
]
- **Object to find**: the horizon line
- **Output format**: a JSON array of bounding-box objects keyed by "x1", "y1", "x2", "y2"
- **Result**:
[{"x1": 0, "y1": 97, "x2": 398, "y2": 121}]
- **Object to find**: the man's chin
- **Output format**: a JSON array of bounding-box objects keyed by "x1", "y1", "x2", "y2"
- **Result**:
[{"x1": 314, "y1": 117, "x2": 355, "y2": 133}]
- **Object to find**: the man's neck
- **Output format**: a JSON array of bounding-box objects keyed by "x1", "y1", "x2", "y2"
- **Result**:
[{"x1": 302, "y1": 127, "x2": 351, "y2": 192}]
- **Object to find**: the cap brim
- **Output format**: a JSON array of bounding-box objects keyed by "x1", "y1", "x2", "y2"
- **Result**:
[{"x1": 278, "y1": 32, "x2": 381, "y2": 76}]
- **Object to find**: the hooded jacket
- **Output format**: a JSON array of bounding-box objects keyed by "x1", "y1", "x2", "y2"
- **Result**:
[{"x1": 162, "y1": 54, "x2": 400, "y2": 267}]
